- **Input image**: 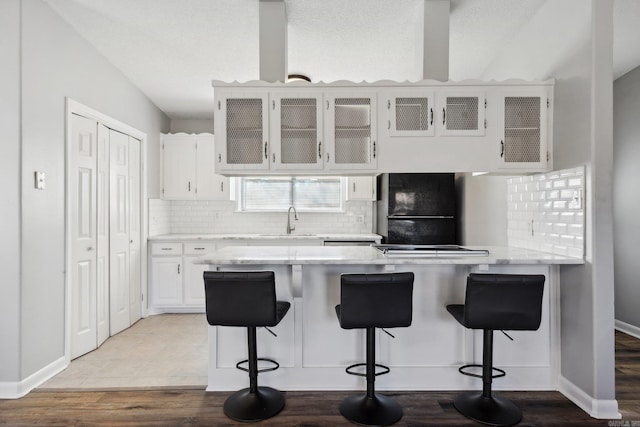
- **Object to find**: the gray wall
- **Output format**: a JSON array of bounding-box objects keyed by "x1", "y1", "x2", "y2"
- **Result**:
[
  {"x1": 0, "y1": 0, "x2": 22, "y2": 383},
  {"x1": 478, "y1": 0, "x2": 616, "y2": 405},
  {"x1": 0, "y1": 0, "x2": 170, "y2": 384},
  {"x1": 613, "y1": 65, "x2": 640, "y2": 330}
]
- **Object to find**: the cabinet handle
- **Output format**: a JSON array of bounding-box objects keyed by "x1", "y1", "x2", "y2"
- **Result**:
[
  {"x1": 373, "y1": 141, "x2": 376, "y2": 159},
  {"x1": 188, "y1": 181, "x2": 191, "y2": 192},
  {"x1": 272, "y1": 100, "x2": 275, "y2": 110},
  {"x1": 195, "y1": 247, "x2": 205, "y2": 250},
  {"x1": 326, "y1": 152, "x2": 330, "y2": 162},
  {"x1": 318, "y1": 141, "x2": 322, "y2": 159},
  {"x1": 388, "y1": 120, "x2": 390, "y2": 130},
  {"x1": 272, "y1": 153, "x2": 276, "y2": 163},
  {"x1": 387, "y1": 100, "x2": 391, "y2": 110},
  {"x1": 430, "y1": 108, "x2": 434, "y2": 126},
  {"x1": 500, "y1": 140, "x2": 505, "y2": 158},
  {"x1": 326, "y1": 100, "x2": 329, "y2": 110},
  {"x1": 218, "y1": 153, "x2": 221, "y2": 163},
  {"x1": 161, "y1": 247, "x2": 172, "y2": 251},
  {"x1": 178, "y1": 264, "x2": 181, "y2": 274},
  {"x1": 221, "y1": 181, "x2": 224, "y2": 192},
  {"x1": 217, "y1": 100, "x2": 220, "y2": 110},
  {"x1": 442, "y1": 108, "x2": 446, "y2": 125},
  {"x1": 264, "y1": 141, "x2": 268, "y2": 159},
  {"x1": 353, "y1": 182, "x2": 356, "y2": 193},
  {"x1": 87, "y1": 246, "x2": 94, "y2": 251}
]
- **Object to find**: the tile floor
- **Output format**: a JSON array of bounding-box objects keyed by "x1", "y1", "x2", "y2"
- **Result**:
[{"x1": 39, "y1": 314, "x2": 208, "y2": 390}]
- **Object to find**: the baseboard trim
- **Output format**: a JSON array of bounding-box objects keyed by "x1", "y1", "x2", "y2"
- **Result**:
[
  {"x1": 615, "y1": 319, "x2": 640, "y2": 340},
  {"x1": 0, "y1": 357, "x2": 67, "y2": 399},
  {"x1": 558, "y1": 375, "x2": 620, "y2": 419}
]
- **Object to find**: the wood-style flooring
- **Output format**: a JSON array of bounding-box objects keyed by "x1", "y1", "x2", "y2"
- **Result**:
[{"x1": 0, "y1": 331, "x2": 637, "y2": 426}]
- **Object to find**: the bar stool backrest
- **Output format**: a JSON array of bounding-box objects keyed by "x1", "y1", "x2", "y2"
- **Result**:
[
  {"x1": 204, "y1": 271, "x2": 278, "y2": 327},
  {"x1": 338, "y1": 272, "x2": 414, "y2": 329},
  {"x1": 463, "y1": 273, "x2": 545, "y2": 331}
]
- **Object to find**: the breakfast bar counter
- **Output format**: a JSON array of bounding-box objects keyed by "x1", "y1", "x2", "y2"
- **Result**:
[{"x1": 195, "y1": 245, "x2": 582, "y2": 392}]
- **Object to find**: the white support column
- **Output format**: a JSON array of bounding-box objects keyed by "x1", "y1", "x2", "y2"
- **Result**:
[
  {"x1": 423, "y1": 0, "x2": 450, "y2": 81},
  {"x1": 259, "y1": 0, "x2": 287, "y2": 83}
]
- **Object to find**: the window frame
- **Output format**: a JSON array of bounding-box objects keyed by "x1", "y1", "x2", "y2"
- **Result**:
[{"x1": 235, "y1": 176, "x2": 345, "y2": 213}]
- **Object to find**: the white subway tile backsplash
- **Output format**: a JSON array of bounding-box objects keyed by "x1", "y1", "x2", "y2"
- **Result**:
[{"x1": 507, "y1": 165, "x2": 585, "y2": 258}]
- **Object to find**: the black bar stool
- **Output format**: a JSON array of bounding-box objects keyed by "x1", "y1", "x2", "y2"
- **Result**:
[
  {"x1": 203, "y1": 271, "x2": 290, "y2": 422},
  {"x1": 446, "y1": 273, "x2": 545, "y2": 427},
  {"x1": 335, "y1": 272, "x2": 414, "y2": 426}
]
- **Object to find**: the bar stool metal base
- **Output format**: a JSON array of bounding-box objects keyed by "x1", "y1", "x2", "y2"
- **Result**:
[
  {"x1": 223, "y1": 386, "x2": 285, "y2": 422},
  {"x1": 339, "y1": 394, "x2": 403, "y2": 426},
  {"x1": 453, "y1": 392, "x2": 522, "y2": 427}
]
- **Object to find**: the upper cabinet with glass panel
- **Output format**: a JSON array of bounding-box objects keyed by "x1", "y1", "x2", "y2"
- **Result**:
[{"x1": 213, "y1": 80, "x2": 553, "y2": 175}]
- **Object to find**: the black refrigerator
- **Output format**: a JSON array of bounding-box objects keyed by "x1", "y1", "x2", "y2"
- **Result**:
[{"x1": 376, "y1": 173, "x2": 457, "y2": 245}]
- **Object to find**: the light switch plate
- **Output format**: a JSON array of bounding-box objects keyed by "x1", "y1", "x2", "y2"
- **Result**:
[{"x1": 34, "y1": 171, "x2": 45, "y2": 190}]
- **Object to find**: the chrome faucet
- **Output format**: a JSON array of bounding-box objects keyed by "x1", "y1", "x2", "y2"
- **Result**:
[{"x1": 286, "y1": 206, "x2": 298, "y2": 234}]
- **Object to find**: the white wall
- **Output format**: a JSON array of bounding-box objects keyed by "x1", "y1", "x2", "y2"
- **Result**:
[
  {"x1": 0, "y1": 0, "x2": 22, "y2": 384},
  {"x1": 169, "y1": 119, "x2": 214, "y2": 134},
  {"x1": 479, "y1": 0, "x2": 617, "y2": 415},
  {"x1": 0, "y1": 0, "x2": 170, "y2": 385},
  {"x1": 613, "y1": 65, "x2": 640, "y2": 331}
]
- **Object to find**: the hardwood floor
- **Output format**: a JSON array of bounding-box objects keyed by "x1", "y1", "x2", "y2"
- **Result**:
[{"x1": 0, "y1": 331, "x2": 637, "y2": 426}]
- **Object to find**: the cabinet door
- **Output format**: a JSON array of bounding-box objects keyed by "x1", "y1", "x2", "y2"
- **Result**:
[
  {"x1": 387, "y1": 90, "x2": 435, "y2": 137},
  {"x1": 325, "y1": 92, "x2": 377, "y2": 170},
  {"x1": 436, "y1": 91, "x2": 486, "y2": 137},
  {"x1": 345, "y1": 176, "x2": 376, "y2": 201},
  {"x1": 195, "y1": 135, "x2": 229, "y2": 200},
  {"x1": 183, "y1": 256, "x2": 208, "y2": 306},
  {"x1": 150, "y1": 256, "x2": 183, "y2": 307},
  {"x1": 216, "y1": 92, "x2": 269, "y2": 171},
  {"x1": 162, "y1": 136, "x2": 197, "y2": 199},
  {"x1": 271, "y1": 92, "x2": 324, "y2": 170},
  {"x1": 496, "y1": 89, "x2": 549, "y2": 171}
]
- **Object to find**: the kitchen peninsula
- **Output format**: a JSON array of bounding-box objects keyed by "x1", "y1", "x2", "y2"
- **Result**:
[{"x1": 195, "y1": 245, "x2": 582, "y2": 392}]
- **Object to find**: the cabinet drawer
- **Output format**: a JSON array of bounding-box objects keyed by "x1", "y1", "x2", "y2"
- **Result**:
[
  {"x1": 184, "y1": 243, "x2": 216, "y2": 255},
  {"x1": 151, "y1": 242, "x2": 183, "y2": 255}
]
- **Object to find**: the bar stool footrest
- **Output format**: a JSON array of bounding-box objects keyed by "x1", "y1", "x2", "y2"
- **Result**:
[
  {"x1": 345, "y1": 362, "x2": 390, "y2": 377},
  {"x1": 235, "y1": 358, "x2": 280, "y2": 374},
  {"x1": 458, "y1": 363, "x2": 506, "y2": 379}
]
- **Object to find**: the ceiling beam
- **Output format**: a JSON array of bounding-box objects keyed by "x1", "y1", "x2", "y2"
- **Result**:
[
  {"x1": 259, "y1": 0, "x2": 287, "y2": 82},
  {"x1": 423, "y1": 0, "x2": 450, "y2": 80}
]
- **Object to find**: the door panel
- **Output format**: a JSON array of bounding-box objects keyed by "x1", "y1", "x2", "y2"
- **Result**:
[
  {"x1": 129, "y1": 137, "x2": 141, "y2": 324},
  {"x1": 96, "y1": 124, "x2": 110, "y2": 346},
  {"x1": 70, "y1": 114, "x2": 98, "y2": 359},
  {"x1": 109, "y1": 130, "x2": 130, "y2": 335}
]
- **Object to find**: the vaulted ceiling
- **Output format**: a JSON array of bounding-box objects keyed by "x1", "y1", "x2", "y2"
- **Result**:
[{"x1": 45, "y1": 0, "x2": 640, "y2": 119}]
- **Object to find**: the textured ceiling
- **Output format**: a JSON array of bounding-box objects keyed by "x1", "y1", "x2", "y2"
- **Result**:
[{"x1": 45, "y1": 0, "x2": 640, "y2": 119}]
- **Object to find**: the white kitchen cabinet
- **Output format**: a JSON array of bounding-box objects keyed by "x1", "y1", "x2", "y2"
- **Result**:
[
  {"x1": 345, "y1": 176, "x2": 376, "y2": 201},
  {"x1": 150, "y1": 255, "x2": 182, "y2": 307},
  {"x1": 161, "y1": 133, "x2": 229, "y2": 200},
  {"x1": 325, "y1": 92, "x2": 378, "y2": 171},
  {"x1": 270, "y1": 92, "x2": 324, "y2": 170},
  {"x1": 149, "y1": 242, "x2": 215, "y2": 312},
  {"x1": 216, "y1": 92, "x2": 270, "y2": 172},
  {"x1": 436, "y1": 90, "x2": 486, "y2": 137},
  {"x1": 495, "y1": 87, "x2": 551, "y2": 171},
  {"x1": 386, "y1": 90, "x2": 436, "y2": 137}
]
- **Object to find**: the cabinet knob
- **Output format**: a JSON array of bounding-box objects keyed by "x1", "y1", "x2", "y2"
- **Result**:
[{"x1": 87, "y1": 246, "x2": 94, "y2": 251}]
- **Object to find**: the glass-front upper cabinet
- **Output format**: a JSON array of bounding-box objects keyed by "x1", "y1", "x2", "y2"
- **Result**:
[
  {"x1": 436, "y1": 91, "x2": 486, "y2": 137},
  {"x1": 496, "y1": 88, "x2": 550, "y2": 171},
  {"x1": 325, "y1": 92, "x2": 378, "y2": 170},
  {"x1": 270, "y1": 92, "x2": 324, "y2": 170},
  {"x1": 387, "y1": 90, "x2": 435, "y2": 137},
  {"x1": 216, "y1": 92, "x2": 269, "y2": 171}
]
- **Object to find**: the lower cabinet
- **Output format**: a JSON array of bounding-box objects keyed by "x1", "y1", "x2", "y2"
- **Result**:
[{"x1": 149, "y1": 242, "x2": 215, "y2": 313}]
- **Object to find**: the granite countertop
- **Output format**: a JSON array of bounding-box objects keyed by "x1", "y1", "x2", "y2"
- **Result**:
[
  {"x1": 193, "y1": 245, "x2": 584, "y2": 266},
  {"x1": 148, "y1": 233, "x2": 381, "y2": 241}
]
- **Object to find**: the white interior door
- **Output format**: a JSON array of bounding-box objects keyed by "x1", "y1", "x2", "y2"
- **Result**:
[
  {"x1": 109, "y1": 129, "x2": 131, "y2": 335},
  {"x1": 69, "y1": 114, "x2": 98, "y2": 359},
  {"x1": 128, "y1": 137, "x2": 142, "y2": 324},
  {"x1": 96, "y1": 124, "x2": 110, "y2": 346}
]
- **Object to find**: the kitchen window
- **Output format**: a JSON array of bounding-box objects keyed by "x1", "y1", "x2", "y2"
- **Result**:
[{"x1": 238, "y1": 177, "x2": 343, "y2": 212}]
